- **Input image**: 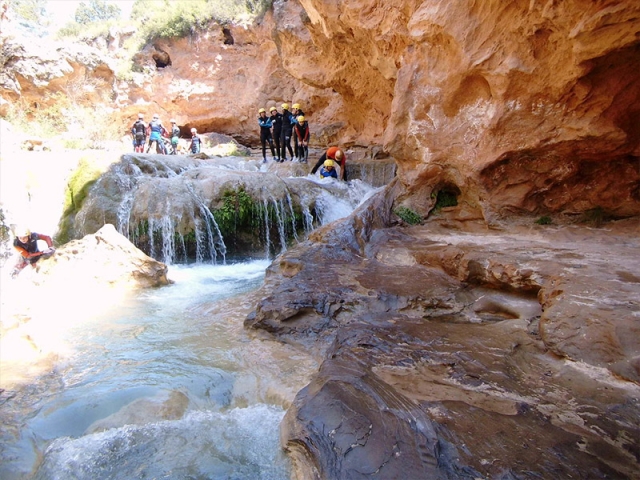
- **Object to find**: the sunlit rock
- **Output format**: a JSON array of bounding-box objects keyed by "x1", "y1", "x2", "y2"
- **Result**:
[{"x1": 35, "y1": 223, "x2": 169, "y2": 289}]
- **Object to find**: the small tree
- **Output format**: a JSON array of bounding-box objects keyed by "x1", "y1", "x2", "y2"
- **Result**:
[
  {"x1": 9, "y1": 0, "x2": 48, "y2": 26},
  {"x1": 74, "y1": 0, "x2": 120, "y2": 24}
]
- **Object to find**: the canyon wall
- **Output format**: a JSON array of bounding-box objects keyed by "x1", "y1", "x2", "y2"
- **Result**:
[{"x1": 1, "y1": 0, "x2": 639, "y2": 222}]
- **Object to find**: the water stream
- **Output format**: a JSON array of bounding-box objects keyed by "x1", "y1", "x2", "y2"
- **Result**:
[
  {"x1": 0, "y1": 261, "x2": 318, "y2": 480},
  {"x1": 0, "y1": 154, "x2": 383, "y2": 479}
]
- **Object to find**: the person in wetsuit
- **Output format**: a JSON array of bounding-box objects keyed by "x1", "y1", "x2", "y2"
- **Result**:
[
  {"x1": 146, "y1": 114, "x2": 167, "y2": 154},
  {"x1": 291, "y1": 103, "x2": 305, "y2": 160},
  {"x1": 169, "y1": 119, "x2": 180, "y2": 155},
  {"x1": 311, "y1": 146, "x2": 348, "y2": 181},
  {"x1": 11, "y1": 227, "x2": 55, "y2": 278},
  {"x1": 319, "y1": 159, "x2": 338, "y2": 179},
  {"x1": 293, "y1": 115, "x2": 310, "y2": 163},
  {"x1": 270, "y1": 106, "x2": 282, "y2": 162},
  {"x1": 188, "y1": 127, "x2": 202, "y2": 154},
  {"x1": 279, "y1": 103, "x2": 295, "y2": 162},
  {"x1": 258, "y1": 108, "x2": 276, "y2": 163},
  {"x1": 131, "y1": 113, "x2": 146, "y2": 153}
]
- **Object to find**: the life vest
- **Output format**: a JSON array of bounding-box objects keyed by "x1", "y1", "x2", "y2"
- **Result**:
[
  {"x1": 295, "y1": 123, "x2": 309, "y2": 141},
  {"x1": 132, "y1": 120, "x2": 146, "y2": 139},
  {"x1": 171, "y1": 125, "x2": 180, "y2": 139},
  {"x1": 150, "y1": 121, "x2": 163, "y2": 133},
  {"x1": 271, "y1": 113, "x2": 283, "y2": 132}
]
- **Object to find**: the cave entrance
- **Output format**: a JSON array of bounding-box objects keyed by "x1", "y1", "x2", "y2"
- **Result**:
[
  {"x1": 152, "y1": 50, "x2": 172, "y2": 68},
  {"x1": 432, "y1": 184, "x2": 460, "y2": 211}
]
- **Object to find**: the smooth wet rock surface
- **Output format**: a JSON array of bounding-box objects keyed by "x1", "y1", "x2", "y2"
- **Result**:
[{"x1": 247, "y1": 200, "x2": 640, "y2": 479}]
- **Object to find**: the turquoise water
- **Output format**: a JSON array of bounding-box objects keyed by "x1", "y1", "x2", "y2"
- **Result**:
[{"x1": 0, "y1": 261, "x2": 312, "y2": 480}]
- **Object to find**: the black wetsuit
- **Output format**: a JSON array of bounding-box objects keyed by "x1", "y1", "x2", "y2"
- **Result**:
[
  {"x1": 271, "y1": 112, "x2": 282, "y2": 159},
  {"x1": 280, "y1": 109, "x2": 295, "y2": 161}
]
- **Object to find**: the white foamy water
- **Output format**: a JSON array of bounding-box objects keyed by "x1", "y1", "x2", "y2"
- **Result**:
[{"x1": 0, "y1": 261, "x2": 317, "y2": 480}]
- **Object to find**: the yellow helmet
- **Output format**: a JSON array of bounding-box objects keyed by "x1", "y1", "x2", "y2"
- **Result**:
[
  {"x1": 323, "y1": 159, "x2": 335, "y2": 167},
  {"x1": 17, "y1": 227, "x2": 31, "y2": 237},
  {"x1": 258, "y1": 108, "x2": 266, "y2": 113},
  {"x1": 297, "y1": 115, "x2": 305, "y2": 123},
  {"x1": 292, "y1": 103, "x2": 301, "y2": 110},
  {"x1": 269, "y1": 106, "x2": 277, "y2": 112},
  {"x1": 281, "y1": 103, "x2": 290, "y2": 110}
]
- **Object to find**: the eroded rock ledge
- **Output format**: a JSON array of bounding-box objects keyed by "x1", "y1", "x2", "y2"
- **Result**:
[{"x1": 246, "y1": 187, "x2": 640, "y2": 479}]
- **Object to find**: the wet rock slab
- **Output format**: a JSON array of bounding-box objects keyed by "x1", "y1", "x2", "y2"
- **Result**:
[{"x1": 247, "y1": 215, "x2": 640, "y2": 479}]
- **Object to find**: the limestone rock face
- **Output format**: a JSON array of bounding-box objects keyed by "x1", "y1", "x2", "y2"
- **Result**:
[
  {"x1": 3, "y1": 2, "x2": 639, "y2": 221},
  {"x1": 0, "y1": 35, "x2": 114, "y2": 111},
  {"x1": 285, "y1": 1, "x2": 640, "y2": 220}
]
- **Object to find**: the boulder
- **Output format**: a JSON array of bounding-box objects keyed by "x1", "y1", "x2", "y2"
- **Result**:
[{"x1": 35, "y1": 223, "x2": 169, "y2": 289}]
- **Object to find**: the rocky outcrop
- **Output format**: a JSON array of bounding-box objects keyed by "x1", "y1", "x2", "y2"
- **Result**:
[
  {"x1": 0, "y1": 34, "x2": 115, "y2": 115},
  {"x1": 35, "y1": 223, "x2": 169, "y2": 289},
  {"x1": 247, "y1": 189, "x2": 640, "y2": 479}
]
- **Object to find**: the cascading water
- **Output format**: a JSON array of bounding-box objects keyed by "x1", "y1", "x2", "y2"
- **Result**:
[
  {"x1": 0, "y1": 153, "x2": 384, "y2": 480},
  {"x1": 73, "y1": 155, "x2": 379, "y2": 263}
]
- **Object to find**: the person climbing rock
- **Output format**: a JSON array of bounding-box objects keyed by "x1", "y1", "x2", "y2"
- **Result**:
[
  {"x1": 258, "y1": 108, "x2": 276, "y2": 163},
  {"x1": 291, "y1": 103, "x2": 305, "y2": 160},
  {"x1": 188, "y1": 127, "x2": 202, "y2": 154},
  {"x1": 279, "y1": 103, "x2": 295, "y2": 162},
  {"x1": 311, "y1": 146, "x2": 348, "y2": 181},
  {"x1": 131, "y1": 113, "x2": 147, "y2": 153},
  {"x1": 270, "y1": 106, "x2": 282, "y2": 162},
  {"x1": 170, "y1": 119, "x2": 180, "y2": 155},
  {"x1": 319, "y1": 159, "x2": 338, "y2": 179},
  {"x1": 294, "y1": 115, "x2": 310, "y2": 163},
  {"x1": 146, "y1": 114, "x2": 167, "y2": 154},
  {"x1": 11, "y1": 227, "x2": 55, "y2": 278}
]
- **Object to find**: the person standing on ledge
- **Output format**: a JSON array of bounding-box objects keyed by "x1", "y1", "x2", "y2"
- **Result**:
[
  {"x1": 269, "y1": 106, "x2": 282, "y2": 162},
  {"x1": 291, "y1": 103, "x2": 305, "y2": 160},
  {"x1": 311, "y1": 146, "x2": 348, "y2": 181},
  {"x1": 279, "y1": 103, "x2": 295, "y2": 162},
  {"x1": 294, "y1": 115, "x2": 310, "y2": 163},
  {"x1": 188, "y1": 127, "x2": 202, "y2": 154},
  {"x1": 146, "y1": 114, "x2": 167, "y2": 154},
  {"x1": 11, "y1": 227, "x2": 55, "y2": 278},
  {"x1": 169, "y1": 119, "x2": 180, "y2": 155},
  {"x1": 131, "y1": 113, "x2": 147, "y2": 153},
  {"x1": 258, "y1": 108, "x2": 276, "y2": 163}
]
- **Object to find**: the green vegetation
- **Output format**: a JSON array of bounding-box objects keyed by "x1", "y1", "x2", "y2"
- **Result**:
[
  {"x1": 56, "y1": 155, "x2": 113, "y2": 244},
  {"x1": 9, "y1": 0, "x2": 48, "y2": 26},
  {"x1": 213, "y1": 187, "x2": 255, "y2": 235},
  {"x1": 395, "y1": 206, "x2": 422, "y2": 225},
  {"x1": 582, "y1": 206, "x2": 610, "y2": 227},
  {"x1": 535, "y1": 215, "x2": 552, "y2": 225},
  {"x1": 75, "y1": 0, "x2": 120, "y2": 24},
  {"x1": 434, "y1": 190, "x2": 458, "y2": 210}
]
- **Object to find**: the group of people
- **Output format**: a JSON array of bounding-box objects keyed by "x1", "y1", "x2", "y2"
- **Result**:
[
  {"x1": 131, "y1": 114, "x2": 202, "y2": 154},
  {"x1": 130, "y1": 108, "x2": 347, "y2": 180},
  {"x1": 257, "y1": 103, "x2": 347, "y2": 181},
  {"x1": 257, "y1": 103, "x2": 309, "y2": 163}
]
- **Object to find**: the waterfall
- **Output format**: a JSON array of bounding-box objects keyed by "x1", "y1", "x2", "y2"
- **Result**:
[{"x1": 73, "y1": 156, "x2": 381, "y2": 264}]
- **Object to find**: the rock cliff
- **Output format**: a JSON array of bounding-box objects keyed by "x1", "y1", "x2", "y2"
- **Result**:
[{"x1": 2, "y1": 1, "x2": 639, "y2": 221}]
